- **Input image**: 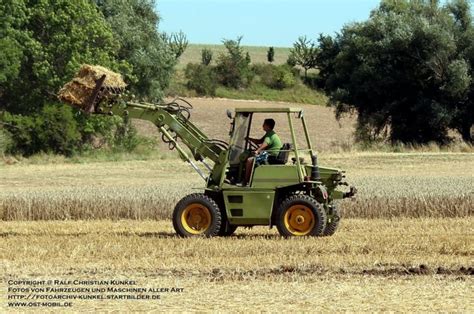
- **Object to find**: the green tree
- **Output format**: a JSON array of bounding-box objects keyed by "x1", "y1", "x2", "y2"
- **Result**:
[
  {"x1": 289, "y1": 36, "x2": 319, "y2": 78},
  {"x1": 0, "y1": 0, "x2": 28, "y2": 99},
  {"x1": 2, "y1": 104, "x2": 81, "y2": 156},
  {"x1": 201, "y1": 48, "x2": 213, "y2": 66},
  {"x1": 447, "y1": 0, "x2": 474, "y2": 142},
  {"x1": 0, "y1": 128, "x2": 13, "y2": 155},
  {"x1": 215, "y1": 36, "x2": 253, "y2": 88},
  {"x1": 0, "y1": 0, "x2": 158, "y2": 156},
  {"x1": 0, "y1": 0, "x2": 121, "y2": 114},
  {"x1": 94, "y1": 0, "x2": 176, "y2": 101},
  {"x1": 164, "y1": 30, "x2": 189, "y2": 59},
  {"x1": 267, "y1": 47, "x2": 275, "y2": 63},
  {"x1": 253, "y1": 64, "x2": 296, "y2": 90},
  {"x1": 185, "y1": 63, "x2": 217, "y2": 96},
  {"x1": 0, "y1": 38, "x2": 22, "y2": 86},
  {"x1": 317, "y1": 0, "x2": 473, "y2": 144}
]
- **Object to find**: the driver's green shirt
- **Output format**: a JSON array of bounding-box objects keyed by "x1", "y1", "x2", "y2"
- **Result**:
[{"x1": 263, "y1": 130, "x2": 282, "y2": 157}]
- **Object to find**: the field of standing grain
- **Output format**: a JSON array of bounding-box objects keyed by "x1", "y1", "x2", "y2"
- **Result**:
[{"x1": 1, "y1": 99, "x2": 473, "y2": 311}]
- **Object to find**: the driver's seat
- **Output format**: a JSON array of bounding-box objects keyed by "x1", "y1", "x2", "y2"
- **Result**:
[{"x1": 268, "y1": 143, "x2": 292, "y2": 165}]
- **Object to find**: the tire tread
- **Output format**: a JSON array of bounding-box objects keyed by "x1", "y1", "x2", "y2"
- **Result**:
[
  {"x1": 276, "y1": 194, "x2": 327, "y2": 237},
  {"x1": 172, "y1": 193, "x2": 222, "y2": 237}
]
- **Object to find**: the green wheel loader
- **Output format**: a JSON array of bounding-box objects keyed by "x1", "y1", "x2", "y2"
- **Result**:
[{"x1": 59, "y1": 66, "x2": 357, "y2": 237}]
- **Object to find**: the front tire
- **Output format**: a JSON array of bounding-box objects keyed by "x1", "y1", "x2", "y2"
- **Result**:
[
  {"x1": 173, "y1": 193, "x2": 222, "y2": 237},
  {"x1": 276, "y1": 195, "x2": 327, "y2": 237}
]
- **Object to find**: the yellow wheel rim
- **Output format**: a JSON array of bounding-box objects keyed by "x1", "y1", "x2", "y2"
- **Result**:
[
  {"x1": 181, "y1": 203, "x2": 212, "y2": 235},
  {"x1": 283, "y1": 205, "x2": 315, "y2": 236}
]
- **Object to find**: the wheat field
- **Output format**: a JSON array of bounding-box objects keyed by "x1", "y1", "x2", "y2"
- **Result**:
[
  {"x1": 1, "y1": 98, "x2": 473, "y2": 311},
  {"x1": 1, "y1": 219, "x2": 473, "y2": 311},
  {"x1": 1, "y1": 152, "x2": 472, "y2": 220},
  {"x1": 1, "y1": 151, "x2": 473, "y2": 311}
]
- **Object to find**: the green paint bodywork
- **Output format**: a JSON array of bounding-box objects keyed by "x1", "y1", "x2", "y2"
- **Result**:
[
  {"x1": 94, "y1": 100, "x2": 354, "y2": 227},
  {"x1": 235, "y1": 107, "x2": 303, "y2": 113},
  {"x1": 251, "y1": 165, "x2": 300, "y2": 189},
  {"x1": 223, "y1": 190, "x2": 275, "y2": 225},
  {"x1": 311, "y1": 165, "x2": 344, "y2": 194}
]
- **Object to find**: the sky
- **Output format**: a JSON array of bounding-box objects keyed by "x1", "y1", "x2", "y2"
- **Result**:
[{"x1": 156, "y1": 0, "x2": 383, "y2": 47}]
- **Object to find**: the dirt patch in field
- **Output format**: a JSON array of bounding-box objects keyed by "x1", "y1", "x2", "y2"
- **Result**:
[
  {"x1": 132, "y1": 97, "x2": 356, "y2": 152},
  {"x1": 16, "y1": 265, "x2": 470, "y2": 282},
  {"x1": 361, "y1": 265, "x2": 474, "y2": 276},
  {"x1": 155, "y1": 265, "x2": 474, "y2": 281}
]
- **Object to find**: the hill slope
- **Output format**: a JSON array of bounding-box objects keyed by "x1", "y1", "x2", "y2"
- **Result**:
[
  {"x1": 178, "y1": 44, "x2": 290, "y2": 69},
  {"x1": 134, "y1": 97, "x2": 355, "y2": 152}
]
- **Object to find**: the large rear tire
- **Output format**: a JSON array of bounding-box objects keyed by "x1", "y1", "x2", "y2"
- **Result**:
[
  {"x1": 276, "y1": 195, "x2": 327, "y2": 237},
  {"x1": 173, "y1": 193, "x2": 222, "y2": 237},
  {"x1": 323, "y1": 205, "x2": 341, "y2": 236}
]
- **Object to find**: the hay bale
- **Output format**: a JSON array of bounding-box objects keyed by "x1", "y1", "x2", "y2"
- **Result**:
[{"x1": 58, "y1": 64, "x2": 126, "y2": 109}]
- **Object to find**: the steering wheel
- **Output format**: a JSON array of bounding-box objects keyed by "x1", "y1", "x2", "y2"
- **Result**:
[{"x1": 245, "y1": 138, "x2": 259, "y2": 151}]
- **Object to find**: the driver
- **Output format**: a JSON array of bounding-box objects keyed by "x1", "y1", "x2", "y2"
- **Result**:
[{"x1": 241, "y1": 118, "x2": 282, "y2": 186}]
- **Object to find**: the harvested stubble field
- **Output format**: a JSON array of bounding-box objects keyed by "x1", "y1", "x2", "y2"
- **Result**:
[
  {"x1": 1, "y1": 219, "x2": 473, "y2": 311},
  {"x1": 1, "y1": 98, "x2": 473, "y2": 311},
  {"x1": 1, "y1": 153, "x2": 473, "y2": 311}
]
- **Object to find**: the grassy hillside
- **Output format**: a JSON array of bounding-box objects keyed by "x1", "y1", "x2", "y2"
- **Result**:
[
  {"x1": 166, "y1": 74, "x2": 328, "y2": 105},
  {"x1": 167, "y1": 44, "x2": 327, "y2": 105},
  {"x1": 135, "y1": 97, "x2": 354, "y2": 152},
  {"x1": 177, "y1": 44, "x2": 291, "y2": 69}
]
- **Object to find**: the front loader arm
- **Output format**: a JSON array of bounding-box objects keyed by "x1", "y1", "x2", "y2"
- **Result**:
[
  {"x1": 92, "y1": 99, "x2": 228, "y2": 183},
  {"x1": 60, "y1": 72, "x2": 228, "y2": 183},
  {"x1": 105, "y1": 101, "x2": 223, "y2": 163}
]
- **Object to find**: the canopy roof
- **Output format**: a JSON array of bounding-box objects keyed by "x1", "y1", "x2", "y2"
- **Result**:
[{"x1": 234, "y1": 107, "x2": 302, "y2": 113}]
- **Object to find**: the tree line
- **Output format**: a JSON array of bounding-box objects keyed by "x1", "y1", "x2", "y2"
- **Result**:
[
  {"x1": 184, "y1": 37, "x2": 299, "y2": 97},
  {"x1": 182, "y1": 0, "x2": 474, "y2": 145},
  {"x1": 288, "y1": 0, "x2": 473, "y2": 144},
  {"x1": 1, "y1": 0, "x2": 472, "y2": 158},
  {"x1": 0, "y1": 0, "x2": 187, "y2": 156}
]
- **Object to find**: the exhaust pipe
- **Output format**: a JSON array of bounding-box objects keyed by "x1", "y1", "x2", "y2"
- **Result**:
[{"x1": 311, "y1": 155, "x2": 320, "y2": 181}]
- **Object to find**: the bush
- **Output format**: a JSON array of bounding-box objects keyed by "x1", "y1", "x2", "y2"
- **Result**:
[
  {"x1": 201, "y1": 48, "x2": 213, "y2": 66},
  {"x1": 1, "y1": 103, "x2": 142, "y2": 156},
  {"x1": 185, "y1": 63, "x2": 218, "y2": 96},
  {"x1": 1, "y1": 104, "x2": 81, "y2": 156},
  {"x1": 302, "y1": 73, "x2": 320, "y2": 89},
  {"x1": 75, "y1": 111, "x2": 141, "y2": 152},
  {"x1": 286, "y1": 53, "x2": 297, "y2": 67},
  {"x1": 76, "y1": 113, "x2": 121, "y2": 148},
  {"x1": 253, "y1": 64, "x2": 296, "y2": 90},
  {"x1": 36, "y1": 104, "x2": 82, "y2": 156},
  {"x1": 0, "y1": 128, "x2": 13, "y2": 155},
  {"x1": 215, "y1": 37, "x2": 254, "y2": 88},
  {"x1": 113, "y1": 116, "x2": 141, "y2": 152}
]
